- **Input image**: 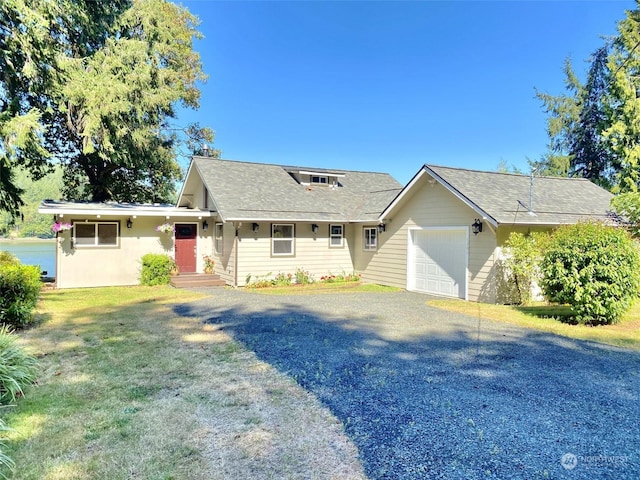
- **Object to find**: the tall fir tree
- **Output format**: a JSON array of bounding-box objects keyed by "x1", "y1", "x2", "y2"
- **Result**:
[
  {"x1": 535, "y1": 45, "x2": 614, "y2": 188},
  {"x1": 604, "y1": 5, "x2": 640, "y2": 193}
]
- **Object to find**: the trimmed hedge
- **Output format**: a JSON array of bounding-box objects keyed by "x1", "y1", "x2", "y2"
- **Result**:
[
  {"x1": 540, "y1": 222, "x2": 640, "y2": 324},
  {"x1": 0, "y1": 261, "x2": 41, "y2": 329},
  {"x1": 140, "y1": 254, "x2": 176, "y2": 286}
]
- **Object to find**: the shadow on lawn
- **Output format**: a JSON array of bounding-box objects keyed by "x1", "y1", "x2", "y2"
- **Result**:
[{"x1": 175, "y1": 292, "x2": 640, "y2": 480}]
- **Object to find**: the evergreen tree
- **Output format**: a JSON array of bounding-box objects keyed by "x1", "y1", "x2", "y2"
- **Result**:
[
  {"x1": 535, "y1": 45, "x2": 614, "y2": 187},
  {"x1": 604, "y1": 5, "x2": 640, "y2": 192},
  {"x1": 0, "y1": 0, "x2": 216, "y2": 212}
]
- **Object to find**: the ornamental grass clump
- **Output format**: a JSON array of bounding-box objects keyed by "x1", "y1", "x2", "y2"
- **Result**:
[
  {"x1": 0, "y1": 326, "x2": 38, "y2": 404},
  {"x1": 540, "y1": 221, "x2": 640, "y2": 325}
]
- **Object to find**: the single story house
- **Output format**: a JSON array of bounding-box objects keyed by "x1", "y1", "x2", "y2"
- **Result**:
[{"x1": 39, "y1": 157, "x2": 614, "y2": 302}]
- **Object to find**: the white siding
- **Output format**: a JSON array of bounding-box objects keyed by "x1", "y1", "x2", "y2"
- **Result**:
[
  {"x1": 235, "y1": 222, "x2": 355, "y2": 286},
  {"x1": 355, "y1": 177, "x2": 498, "y2": 302}
]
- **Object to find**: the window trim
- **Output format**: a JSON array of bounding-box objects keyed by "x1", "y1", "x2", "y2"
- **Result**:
[
  {"x1": 329, "y1": 224, "x2": 344, "y2": 248},
  {"x1": 271, "y1": 223, "x2": 295, "y2": 257},
  {"x1": 214, "y1": 222, "x2": 224, "y2": 255},
  {"x1": 311, "y1": 175, "x2": 328, "y2": 185},
  {"x1": 73, "y1": 221, "x2": 120, "y2": 248},
  {"x1": 203, "y1": 186, "x2": 209, "y2": 209},
  {"x1": 363, "y1": 226, "x2": 377, "y2": 251}
]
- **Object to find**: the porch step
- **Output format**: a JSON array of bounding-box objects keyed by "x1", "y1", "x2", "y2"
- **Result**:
[{"x1": 170, "y1": 273, "x2": 227, "y2": 288}]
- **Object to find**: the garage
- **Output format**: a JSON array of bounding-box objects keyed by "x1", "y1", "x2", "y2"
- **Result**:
[{"x1": 408, "y1": 228, "x2": 467, "y2": 299}]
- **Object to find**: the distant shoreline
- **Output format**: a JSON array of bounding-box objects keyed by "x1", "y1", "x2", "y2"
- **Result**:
[{"x1": 0, "y1": 237, "x2": 55, "y2": 243}]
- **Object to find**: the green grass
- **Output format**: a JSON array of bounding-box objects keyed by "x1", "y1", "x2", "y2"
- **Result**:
[
  {"x1": 248, "y1": 282, "x2": 401, "y2": 295},
  {"x1": 428, "y1": 298, "x2": 640, "y2": 351},
  {"x1": 2, "y1": 286, "x2": 365, "y2": 480}
]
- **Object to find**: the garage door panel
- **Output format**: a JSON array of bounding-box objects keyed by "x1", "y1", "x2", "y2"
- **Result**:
[{"x1": 410, "y1": 229, "x2": 466, "y2": 299}]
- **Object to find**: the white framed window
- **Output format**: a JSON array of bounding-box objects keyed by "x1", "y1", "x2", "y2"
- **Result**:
[
  {"x1": 272, "y1": 224, "x2": 294, "y2": 256},
  {"x1": 311, "y1": 175, "x2": 328, "y2": 185},
  {"x1": 330, "y1": 224, "x2": 344, "y2": 248},
  {"x1": 203, "y1": 186, "x2": 209, "y2": 209},
  {"x1": 363, "y1": 227, "x2": 377, "y2": 251},
  {"x1": 214, "y1": 223, "x2": 224, "y2": 255},
  {"x1": 73, "y1": 221, "x2": 119, "y2": 247}
]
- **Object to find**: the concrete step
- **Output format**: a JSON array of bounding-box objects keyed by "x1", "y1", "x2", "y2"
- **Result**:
[{"x1": 170, "y1": 273, "x2": 226, "y2": 288}]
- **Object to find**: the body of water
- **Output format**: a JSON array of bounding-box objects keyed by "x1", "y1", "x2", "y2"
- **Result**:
[{"x1": 0, "y1": 240, "x2": 56, "y2": 277}]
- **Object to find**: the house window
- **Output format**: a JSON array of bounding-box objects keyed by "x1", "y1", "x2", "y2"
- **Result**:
[
  {"x1": 272, "y1": 224, "x2": 294, "y2": 256},
  {"x1": 73, "y1": 221, "x2": 119, "y2": 247},
  {"x1": 330, "y1": 224, "x2": 344, "y2": 248},
  {"x1": 311, "y1": 175, "x2": 328, "y2": 185},
  {"x1": 203, "y1": 186, "x2": 209, "y2": 209},
  {"x1": 214, "y1": 223, "x2": 223, "y2": 255},
  {"x1": 363, "y1": 227, "x2": 377, "y2": 251}
]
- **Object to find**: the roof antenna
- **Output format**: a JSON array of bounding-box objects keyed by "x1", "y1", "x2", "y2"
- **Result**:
[{"x1": 528, "y1": 167, "x2": 536, "y2": 216}]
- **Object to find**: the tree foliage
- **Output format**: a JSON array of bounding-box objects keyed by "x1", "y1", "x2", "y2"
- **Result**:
[
  {"x1": 0, "y1": 167, "x2": 63, "y2": 238},
  {"x1": 0, "y1": 0, "x2": 217, "y2": 213},
  {"x1": 535, "y1": 45, "x2": 615, "y2": 187},
  {"x1": 604, "y1": 7, "x2": 640, "y2": 193}
]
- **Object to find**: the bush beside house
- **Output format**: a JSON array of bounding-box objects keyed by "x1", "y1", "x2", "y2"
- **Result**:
[
  {"x1": 540, "y1": 222, "x2": 640, "y2": 325},
  {"x1": 498, "y1": 232, "x2": 550, "y2": 305},
  {"x1": 140, "y1": 254, "x2": 177, "y2": 286}
]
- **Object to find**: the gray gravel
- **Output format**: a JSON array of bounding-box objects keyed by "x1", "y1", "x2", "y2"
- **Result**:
[{"x1": 175, "y1": 289, "x2": 640, "y2": 479}]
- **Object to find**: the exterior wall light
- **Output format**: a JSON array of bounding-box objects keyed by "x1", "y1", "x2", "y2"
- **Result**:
[
  {"x1": 202, "y1": 220, "x2": 209, "y2": 231},
  {"x1": 472, "y1": 219, "x2": 483, "y2": 235},
  {"x1": 126, "y1": 218, "x2": 133, "y2": 229},
  {"x1": 311, "y1": 223, "x2": 319, "y2": 234},
  {"x1": 252, "y1": 222, "x2": 260, "y2": 233},
  {"x1": 378, "y1": 223, "x2": 386, "y2": 233}
]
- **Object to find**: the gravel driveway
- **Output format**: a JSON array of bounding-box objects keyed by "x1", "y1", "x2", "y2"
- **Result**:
[{"x1": 177, "y1": 289, "x2": 639, "y2": 479}]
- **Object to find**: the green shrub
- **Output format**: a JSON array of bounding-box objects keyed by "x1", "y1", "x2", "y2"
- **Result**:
[
  {"x1": 0, "y1": 263, "x2": 41, "y2": 329},
  {"x1": 140, "y1": 254, "x2": 176, "y2": 286},
  {"x1": 0, "y1": 326, "x2": 38, "y2": 404},
  {"x1": 499, "y1": 232, "x2": 550, "y2": 305},
  {"x1": 540, "y1": 222, "x2": 640, "y2": 324}
]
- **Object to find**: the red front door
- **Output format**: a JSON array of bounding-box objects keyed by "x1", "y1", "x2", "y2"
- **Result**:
[{"x1": 175, "y1": 224, "x2": 197, "y2": 273}]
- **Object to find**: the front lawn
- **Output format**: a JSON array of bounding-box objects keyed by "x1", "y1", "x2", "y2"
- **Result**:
[
  {"x1": 3, "y1": 286, "x2": 364, "y2": 479},
  {"x1": 428, "y1": 298, "x2": 640, "y2": 351}
]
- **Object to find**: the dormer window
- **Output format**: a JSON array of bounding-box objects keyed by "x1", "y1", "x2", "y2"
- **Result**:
[
  {"x1": 311, "y1": 175, "x2": 328, "y2": 185},
  {"x1": 285, "y1": 168, "x2": 346, "y2": 187}
]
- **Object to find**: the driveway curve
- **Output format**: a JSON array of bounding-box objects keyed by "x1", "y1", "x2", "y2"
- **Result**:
[{"x1": 176, "y1": 289, "x2": 639, "y2": 479}]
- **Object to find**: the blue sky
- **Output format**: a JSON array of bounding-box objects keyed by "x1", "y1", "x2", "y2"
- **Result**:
[{"x1": 178, "y1": 0, "x2": 634, "y2": 185}]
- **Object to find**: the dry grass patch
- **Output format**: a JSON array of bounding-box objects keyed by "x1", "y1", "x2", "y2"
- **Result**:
[
  {"x1": 428, "y1": 298, "x2": 640, "y2": 351},
  {"x1": 4, "y1": 286, "x2": 365, "y2": 479}
]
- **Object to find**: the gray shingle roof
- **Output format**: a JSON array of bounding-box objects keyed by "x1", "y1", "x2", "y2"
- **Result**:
[
  {"x1": 193, "y1": 157, "x2": 402, "y2": 222},
  {"x1": 426, "y1": 165, "x2": 615, "y2": 226}
]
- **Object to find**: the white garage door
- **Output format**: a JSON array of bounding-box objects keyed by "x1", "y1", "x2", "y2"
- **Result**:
[{"x1": 409, "y1": 229, "x2": 467, "y2": 298}]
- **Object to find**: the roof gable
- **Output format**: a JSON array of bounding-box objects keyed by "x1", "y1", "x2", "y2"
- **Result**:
[
  {"x1": 185, "y1": 157, "x2": 402, "y2": 222},
  {"x1": 382, "y1": 165, "x2": 615, "y2": 226}
]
